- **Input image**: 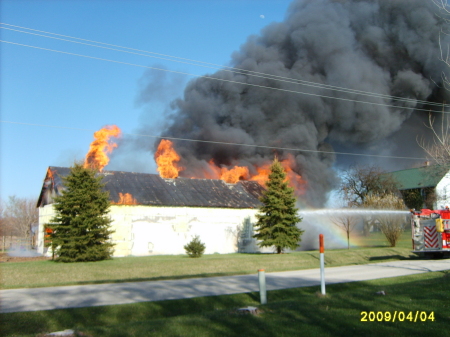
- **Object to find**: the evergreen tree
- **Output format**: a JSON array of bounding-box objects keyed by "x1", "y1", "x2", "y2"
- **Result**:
[
  {"x1": 46, "y1": 163, "x2": 115, "y2": 262},
  {"x1": 184, "y1": 235, "x2": 206, "y2": 258},
  {"x1": 253, "y1": 158, "x2": 304, "y2": 254}
]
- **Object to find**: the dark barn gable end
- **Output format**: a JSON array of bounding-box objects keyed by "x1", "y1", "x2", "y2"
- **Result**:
[{"x1": 37, "y1": 167, "x2": 266, "y2": 256}]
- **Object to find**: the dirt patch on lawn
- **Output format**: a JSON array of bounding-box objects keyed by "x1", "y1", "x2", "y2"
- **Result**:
[{"x1": 0, "y1": 252, "x2": 51, "y2": 263}]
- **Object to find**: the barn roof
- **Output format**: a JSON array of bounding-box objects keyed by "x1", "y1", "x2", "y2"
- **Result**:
[
  {"x1": 37, "y1": 166, "x2": 265, "y2": 209},
  {"x1": 389, "y1": 165, "x2": 450, "y2": 190}
]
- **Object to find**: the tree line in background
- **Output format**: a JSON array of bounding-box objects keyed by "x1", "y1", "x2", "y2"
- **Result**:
[{"x1": 0, "y1": 196, "x2": 39, "y2": 250}]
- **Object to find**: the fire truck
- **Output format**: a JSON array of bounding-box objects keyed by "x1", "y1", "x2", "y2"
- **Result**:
[{"x1": 411, "y1": 208, "x2": 450, "y2": 258}]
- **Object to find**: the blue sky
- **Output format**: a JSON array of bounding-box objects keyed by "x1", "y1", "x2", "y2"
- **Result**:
[{"x1": 1, "y1": 0, "x2": 293, "y2": 200}]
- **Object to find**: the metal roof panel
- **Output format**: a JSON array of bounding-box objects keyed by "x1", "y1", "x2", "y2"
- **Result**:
[{"x1": 37, "y1": 166, "x2": 264, "y2": 209}]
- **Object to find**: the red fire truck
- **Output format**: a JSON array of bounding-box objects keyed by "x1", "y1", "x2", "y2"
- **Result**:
[{"x1": 411, "y1": 208, "x2": 450, "y2": 258}]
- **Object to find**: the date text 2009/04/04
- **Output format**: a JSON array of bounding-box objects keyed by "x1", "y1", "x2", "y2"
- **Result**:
[{"x1": 360, "y1": 311, "x2": 435, "y2": 322}]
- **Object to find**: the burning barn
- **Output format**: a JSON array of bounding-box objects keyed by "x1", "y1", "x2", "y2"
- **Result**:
[{"x1": 36, "y1": 166, "x2": 266, "y2": 257}]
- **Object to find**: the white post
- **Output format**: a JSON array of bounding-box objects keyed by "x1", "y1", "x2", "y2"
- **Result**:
[
  {"x1": 319, "y1": 234, "x2": 326, "y2": 295},
  {"x1": 258, "y1": 269, "x2": 267, "y2": 304}
]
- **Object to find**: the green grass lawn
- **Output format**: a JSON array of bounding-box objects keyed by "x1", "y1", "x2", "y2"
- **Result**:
[
  {"x1": 356, "y1": 230, "x2": 412, "y2": 249},
  {"x1": 0, "y1": 231, "x2": 417, "y2": 289},
  {"x1": 1, "y1": 247, "x2": 417, "y2": 289},
  {"x1": 1, "y1": 270, "x2": 448, "y2": 337}
]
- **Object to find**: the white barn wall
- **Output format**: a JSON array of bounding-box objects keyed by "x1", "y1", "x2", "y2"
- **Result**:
[
  {"x1": 109, "y1": 205, "x2": 260, "y2": 256},
  {"x1": 38, "y1": 204, "x2": 262, "y2": 257}
]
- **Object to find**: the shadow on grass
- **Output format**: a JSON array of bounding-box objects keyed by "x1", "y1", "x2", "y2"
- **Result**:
[
  {"x1": 358, "y1": 245, "x2": 389, "y2": 248},
  {"x1": 368, "y1": 254, "x2": 421, "y2": 261},
  {"x1": 1, "y1": 272, "x2": 257, "y2": 290},
  {"x1": 71, "y1": 272, "x2": 254, "y2": 287},
  {"x1": 306, "y1": 253, "x2": 320, "y2": 261}
]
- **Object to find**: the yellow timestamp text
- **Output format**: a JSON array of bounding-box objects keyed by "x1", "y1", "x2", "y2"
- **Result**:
[{"x1": 360, "y1": 311, "x2": 435, "y2": 322}]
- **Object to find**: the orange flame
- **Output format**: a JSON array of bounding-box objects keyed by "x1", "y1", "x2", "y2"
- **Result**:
[
  {"x1": 202, "y1": 160, "x2": 250, "y2": 183},
  {"x1": 198, "y1": 156, "x2": 305, "y2": 193},
  {"x1": 249, "y1": 163, "x2": 271, "y2": 187},
  {"x1": 152, "y1": 140, "x2": 306, "y2": 196},
  {"x1": 112, "y1": 193, "x2": 138, "y2": 205},
  {"x1": 247, "y1": 155, "x2": 306, "y2": 196},
  {"x1": 280, "y1": 154, "x2": 307, "y2": 196},
  {"x1": 45, "y1": 168, "x2": 56, "y2": 186},
  {"x1": 220, "y1": 166, "x2": 250, "y2": 183},
  {"x1": 84, "y1": 125, "x2": 121, "y2": 171},
  {"x1": 155, "y1": 139, "x2": 184, "y2": 178},
  {"x1": 47, "y1": 168, "x2": 55, "y2": 180}
]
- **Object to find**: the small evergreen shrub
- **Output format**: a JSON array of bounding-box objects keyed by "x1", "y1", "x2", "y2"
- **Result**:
[{"x1": 184, "y1": 235, "x2": 206, "y2": 258}]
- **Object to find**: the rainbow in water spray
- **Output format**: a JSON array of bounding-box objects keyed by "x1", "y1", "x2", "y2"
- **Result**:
[{"x1": 297, "y1": 209, "x2": 410, "y2": 250}]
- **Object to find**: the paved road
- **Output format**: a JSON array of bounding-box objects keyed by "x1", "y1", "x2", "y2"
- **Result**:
[{"x1": 1, "y1": 259, "x2": 449, "y2": 313}]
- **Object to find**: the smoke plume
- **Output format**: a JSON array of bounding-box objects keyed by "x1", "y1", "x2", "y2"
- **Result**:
[{"x1": 145, "y1": 0, "x2": 449, "y2": 207}]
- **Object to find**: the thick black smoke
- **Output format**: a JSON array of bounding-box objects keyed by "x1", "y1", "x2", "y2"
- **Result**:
[{"x1": 151, "y1": 0, "x2": 449, "y2": 207}]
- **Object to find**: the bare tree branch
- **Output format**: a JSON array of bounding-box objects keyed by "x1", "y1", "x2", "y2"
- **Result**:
[
  {"x1": 418, "y1": 1, "x2": 450, "y2": 165},
  {"x1": 417, "y1": 113, "x2": 450, "y2": 166},
  {"x1": 363, "y1": 194, "x2": 406, "y2": 247},
  {"x1": 339, "y1": 165, "x2": 399, "y2": 207},
  {"x1": 330, "y1": 214, "x2": 359, "y2": 249},
  {"x1": 3, "y1": 196, "x2": 38, "y2": 239}
]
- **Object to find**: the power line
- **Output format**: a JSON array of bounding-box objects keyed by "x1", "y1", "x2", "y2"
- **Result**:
[
  {"x1": 1, "y1": 39, "x2": 448, "y2": 115},
  {"x1": 1, "y1": 22, "x2": 447, "y2": 109},
  {"x1": 0, "y1": 120, "x2": 429, "y2": 160}
]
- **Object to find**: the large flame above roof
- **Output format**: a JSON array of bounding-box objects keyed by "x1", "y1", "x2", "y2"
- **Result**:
[
  {"x1": 84, "y1": 125, "x2": 121, "y2": 172},
  {"x1": 154, "y1": 139, "x2": 184, "y2": 178}
]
